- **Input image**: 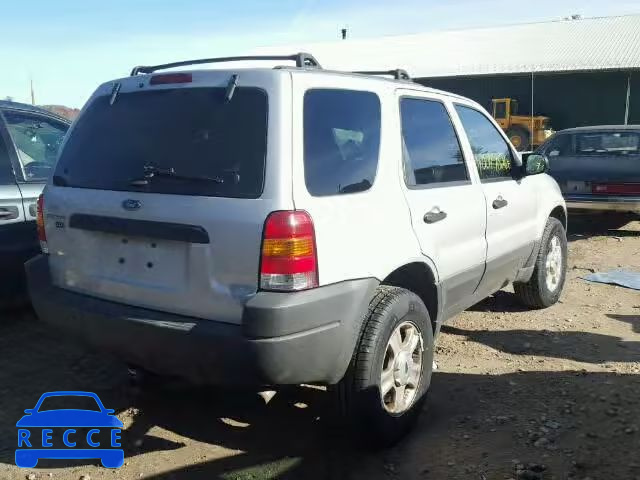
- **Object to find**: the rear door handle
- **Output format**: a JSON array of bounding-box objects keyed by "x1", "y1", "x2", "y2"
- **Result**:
[
  {"x1": 0, "y1": 207, "x2": 19, "y2": 220},
  {"x1": 492, "y1": 196, "x2": 508, "y2": 209},
  {"x1": 424, "y1": 208, "x2": 447, "y2": 224}
]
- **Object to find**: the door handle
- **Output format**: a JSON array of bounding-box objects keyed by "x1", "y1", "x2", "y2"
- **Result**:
[
  {"x1": 0, "y1": 207, "x2": 19, "y2": 220},
  {"x1": 424, "y1": 208, "x2": 447, "y2": 224},
  {"x1": 492, "y1": 196, "x2": 508, "y2": 209}
]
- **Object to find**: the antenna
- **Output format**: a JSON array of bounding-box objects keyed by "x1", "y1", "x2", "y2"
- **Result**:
[{"x1": 30, "y1": 77, "x2": 35, "y2": 105}]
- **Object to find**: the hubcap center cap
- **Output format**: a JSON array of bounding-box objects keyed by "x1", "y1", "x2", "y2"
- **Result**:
[
  {"x1": 394, "y1": 351, "x2": 411, "y2": 386},
  {"x1": 545, "y1": 236, "x2": 563, "y2": 291}
]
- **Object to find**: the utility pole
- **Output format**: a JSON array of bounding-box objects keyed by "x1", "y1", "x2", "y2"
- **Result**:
[
  {"x1": 624, "y1": 73, "x2": 631, "y2": 125},
  {"x1": 30, "y1": 78, "x2": 35, "y2": 105}
]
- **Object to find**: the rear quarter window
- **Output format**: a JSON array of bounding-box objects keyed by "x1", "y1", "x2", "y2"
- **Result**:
[{"x1": 303, "y1": 89, "x2": 381, "y2": 196}]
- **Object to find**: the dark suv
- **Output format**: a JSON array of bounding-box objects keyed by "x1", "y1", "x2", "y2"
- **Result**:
[
  {"x1": 536, "y1": 125, "x2": 640, "y2": 215},
  {"x1": 0, "y1": 101, "x2": 69, "y2": 305}
]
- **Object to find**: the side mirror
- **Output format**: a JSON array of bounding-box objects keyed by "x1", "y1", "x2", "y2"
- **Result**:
[
  {"x1": 24, "y1": 409, "x2": 34, "y2": 415},
  {"x1": 523, "y1": 153, "x2": 548, "y2": 176}
]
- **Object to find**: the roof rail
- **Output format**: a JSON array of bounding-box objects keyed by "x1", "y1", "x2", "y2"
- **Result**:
[
  {"x1": 353, "y1": 69, "x2": 412, "y2": 81},
  {"x1": 130, "y1": 53, "x2": 321, "y2": 76}
]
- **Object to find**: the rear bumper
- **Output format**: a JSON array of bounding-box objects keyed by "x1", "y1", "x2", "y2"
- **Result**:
[
  {"x1": 26, "y1": 255, "x2": 378, "y2": 386},
  {"x1": 565, "y1": 195, "x2": 640, "y2": 214}
]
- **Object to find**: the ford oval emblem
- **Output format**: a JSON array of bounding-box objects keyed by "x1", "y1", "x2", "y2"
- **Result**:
[{"x1": 122, "y1": 199, "x2": 142, "y2": 211}]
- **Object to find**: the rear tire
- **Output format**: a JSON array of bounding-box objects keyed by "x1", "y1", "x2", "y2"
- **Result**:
[
  {"x1": 506, "y1": 126, "x2": 530, "y2": 151},
  {"x1": 335, "y1": 286, "x2": 434, "y2": 448},
  {"x1": 515, "y1": 217, "x2": 567, "y2": 308}
]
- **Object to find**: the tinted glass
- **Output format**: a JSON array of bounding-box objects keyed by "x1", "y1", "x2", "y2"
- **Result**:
[
  {"x1": 401, "y1": 98, "x2": 468, "y2": 186},
  {"x1": 4, "y1": 111, "x2": 68, "y2": 182},
  {"x1": 455, "y1": 105, "x2": 513, "y2": 180},
  {"x1": 545, "y1": 134, "x2": 572, "y2": 157},
  {"x1": 304, "y1": 89, "x2": 380, "y2": 196},
  {"x1": 575, "y1": 131, "x2": 640, "y2": 156},
  {"x1": 494, "y1": 101, "x2": 506, "y2": 119},
  {"x1": 0, "y1": 129, "x2": 15, "y2": 185},
  {"x1": 55, "y1": 88, "x2": 268, "y2": 198}
]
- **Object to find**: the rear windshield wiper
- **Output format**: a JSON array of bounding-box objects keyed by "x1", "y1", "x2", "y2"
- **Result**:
[{"x1": 130, "y1": 165, "x2": 224, "y2": 187}]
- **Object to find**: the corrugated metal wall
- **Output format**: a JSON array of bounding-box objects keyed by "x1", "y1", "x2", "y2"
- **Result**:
[{"x1": 419, "y1": 71, "x2": 639, "y2": 131}]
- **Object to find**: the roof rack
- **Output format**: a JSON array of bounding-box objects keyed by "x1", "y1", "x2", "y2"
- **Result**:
[
  {"x1": 353, "y1": 69, "x2": 412, "y2": 81},
  {"x1": 130, "y1": 52, "x2": 321, "y2": 76}
]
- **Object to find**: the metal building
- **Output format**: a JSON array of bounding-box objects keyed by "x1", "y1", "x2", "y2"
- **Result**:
[{"x1": 256, "y1": 14, "x2": 640, "y2": 130}]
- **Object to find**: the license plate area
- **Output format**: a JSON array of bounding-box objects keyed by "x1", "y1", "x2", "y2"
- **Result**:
[
  {"x1": 565, "y1": 180, "x2": 590, "y2": 193},
  {"x1": 80, "y1": 232, "x2": 188, "y2": 289}
]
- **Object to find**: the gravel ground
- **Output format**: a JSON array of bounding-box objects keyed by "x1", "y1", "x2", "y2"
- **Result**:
[{"x1": 1, "y1": 216, "x2": 638, "y2": 480}]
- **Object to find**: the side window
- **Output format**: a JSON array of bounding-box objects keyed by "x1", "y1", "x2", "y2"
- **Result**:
[
  {"x1": 304, "y1": 89, "x2": 380, "y2": 196},
  {"x1": 400, "y1": 98, "x2": 468, "y2": 186},
  {"x1": 455, "y1": 105, "x2": 514, "y2": 181},
  {"x1": 575, "y1": 131, "x2": 640, "y2": 155},
  {"x1": 545, "y1": 134, "x2": 572, "y2": 157},
  {"x1": 0, "y1": 127, "x2": 15, "y2": 185},
  {"x1": 3, "y1": 111, "x2": 68, "y2": 182}
]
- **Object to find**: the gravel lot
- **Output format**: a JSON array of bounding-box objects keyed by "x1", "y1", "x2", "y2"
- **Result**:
[{"x1": 1, "y1": 216, "x2": 638, "y2": 480}]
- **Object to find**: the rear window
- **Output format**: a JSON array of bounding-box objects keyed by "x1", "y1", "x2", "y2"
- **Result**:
[
  {"x1": 303, "y1": 89, "x2": 380, "y2": 196},
  {"x1": 575, "y1": 131, "x2": 640, "y2": 156},
  {"x1": 54, "y1": 87, "x2": 268, "y2": 198}
]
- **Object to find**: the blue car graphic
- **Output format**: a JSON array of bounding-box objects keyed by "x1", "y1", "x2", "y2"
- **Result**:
[{"x1": 16, "y1": 391, "x2": 124, "y2": 468}]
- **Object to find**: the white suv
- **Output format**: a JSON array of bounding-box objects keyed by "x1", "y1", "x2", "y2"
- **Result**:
[{"x1": 26, "y1": 53, "x2": 567, "y2": 445}]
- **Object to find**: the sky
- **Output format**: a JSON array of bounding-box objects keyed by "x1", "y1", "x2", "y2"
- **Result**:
[{"x1": 2, "y1": 0, "x2": 640, "y2": 108}]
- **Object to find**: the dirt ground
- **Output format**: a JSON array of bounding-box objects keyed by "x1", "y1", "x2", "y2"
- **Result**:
[{"x1": 1, "y1": 215, "x2": 639, "y2": 480}]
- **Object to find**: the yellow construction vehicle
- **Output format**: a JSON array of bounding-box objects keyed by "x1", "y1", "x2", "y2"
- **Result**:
[{"x1": 491, "y1": 98, "x2": 554, "y2": 151}]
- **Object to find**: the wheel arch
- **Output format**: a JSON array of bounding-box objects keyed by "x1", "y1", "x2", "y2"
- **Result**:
[
  {"x1": 381, "y1": 261, "x2": 441, "y2": 332},
  {"x1": 549, "y1": 204, "x2": 567, "y2": 231},
  {"x1": 518, "y1": 203, "x2": 568, "y2": 283}
]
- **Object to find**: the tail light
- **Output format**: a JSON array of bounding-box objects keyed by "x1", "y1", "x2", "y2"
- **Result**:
[
  {"x1": 260, "y1": 210, "x2": 318, "y2": 291},
  {"x1": 592, "y1": 183, "x2": 640, "y2": 195},
  {"x1": 36, "y1": 194, "x2": 49, "y2": 254},
  {"x1": 149, "y1": 73, "x2": 193, "y2": 85}
]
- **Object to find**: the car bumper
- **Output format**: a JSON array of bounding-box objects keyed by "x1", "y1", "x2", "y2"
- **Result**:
[
  {"x1": 26, "y1": 255, "x2": 378, "y2": 386},
  {"x1": 565, "y1": 195, "x2": 640, "y2": 214},
  {"x1": 0, "y1": 222, "x2": 39, "y2": 304}
]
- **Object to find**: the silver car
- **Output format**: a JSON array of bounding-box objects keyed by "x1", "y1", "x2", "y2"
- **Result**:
[
  {"x1": 0, "y1": 101, "x2": 69, "y2": 305},
  {"x1": 26, "y1": 54, "x2": 567, "y2": 446}
]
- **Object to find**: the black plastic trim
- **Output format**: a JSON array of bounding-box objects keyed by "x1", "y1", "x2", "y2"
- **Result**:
[
  {"x1": 354, "y1": 69, "x2": 411, "y2": 80},
  {"x1": 69, "y1": 214, "x2": 210, "y2": 244},
  {"x1": 130, "y1": 52, "x2": 321, "y2": 75},
  {"x1": 26, "y1": 255, "x2": 379, "y2": 386}
]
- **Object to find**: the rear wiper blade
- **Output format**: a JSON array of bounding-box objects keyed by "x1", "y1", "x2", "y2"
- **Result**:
[
  {"x1": 225, "y1": 74, "x2": 238, "y2": 102},
  {"x1": 130, "y1": 165, "x2": 224, "y2": 186}
]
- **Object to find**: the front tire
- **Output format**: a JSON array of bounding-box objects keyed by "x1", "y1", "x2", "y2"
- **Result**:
[
  {"x1": 515, "y1": 217, "x2": 567, "y2": 308},
  {"x1": 337, "y1": 286, "x2": 434, "y2": 447}
]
